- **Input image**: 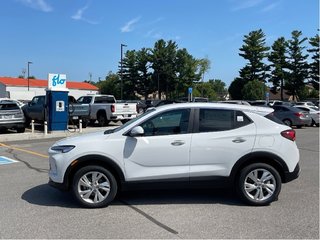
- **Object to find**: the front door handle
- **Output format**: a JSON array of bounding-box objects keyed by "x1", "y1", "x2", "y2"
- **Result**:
[
  {"x1": 232, "y1": 137, "x2": 246, "y2": 143},
  {"x1": 171, "y1": 140, "x2": 185, "y2": 146}
]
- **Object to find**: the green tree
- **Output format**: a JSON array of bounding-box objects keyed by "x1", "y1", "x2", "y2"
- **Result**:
[
  {"x1": 175, "y1": 48, "x2": 201, "y2": 98},
  {"x1": 151, "y1": 39, "x2": 178, "y2": 99},
  {"x1": 228, "y1": 77, "x2": 246, "y2": 100},
  {"x1": 239, "y1": 29, "x2": 270, "y2": 83},
  {"x1": 268, "y1": 37, "x2": 288, "y2": 100},
  {"x1": 209, "y1": 79, "x2": 228, "y2": 100},
  {"x1": 242, "y1": 79, "x2": 267, "y2": 100},
  {"x1": 97, "y1": 71, "x2": 120, "y2": 98},
  {"x1": 135, "y1": 48, "x2": 153, "y2": 99},
  {"x1": 307, "y1": 34, "x2": 320, "y2": 90},
  {"x1": 122, "y1": 50, "x2": 140, "y2": 99},
  {"x1": 194, "y1": 82, "x2": 217, "y2": 100},
  {"x1": 285, "y1": 30, "x2": 309, "y2": 100}
]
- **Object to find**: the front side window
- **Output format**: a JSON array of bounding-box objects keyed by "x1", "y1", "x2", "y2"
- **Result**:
[{"x1": 140, "y1": 109, "x2": 190, "y2": 136}]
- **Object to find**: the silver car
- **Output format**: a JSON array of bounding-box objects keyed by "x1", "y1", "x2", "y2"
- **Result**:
[
  {"x1": 0, "y1": 101, "x2": 25, "y2": 133},
  {"x1": 294, "y1": 105, "x2": 320, "y2": 127},
  {"x1": 272, "y1": 105, "x2": 312, "y2": 128}
]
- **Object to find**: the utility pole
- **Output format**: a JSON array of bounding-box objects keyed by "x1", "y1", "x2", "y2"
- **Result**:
[
  {"x1": 27, "y1": 61, "x2": 33, "y2": 91},
  {"x1": 120, "y1": 43, "x2": 127, "y2": 100}
]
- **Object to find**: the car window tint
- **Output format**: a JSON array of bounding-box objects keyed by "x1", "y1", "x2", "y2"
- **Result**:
[
  {"x1": 235, "y1": 111, "x2": 252, "y2": 128},
  {"x1": 0, "y1": 103, "x2": 19, "y2": 110},
  {"x1": 199, "y1": 109, "x2": 234, "y2": 132},
  {"x1": 77, "y1": 96, "x2": 92, "y2": 104},
  {"x1": 140, "y1": 109, "x2": 190, "y2": 136}
]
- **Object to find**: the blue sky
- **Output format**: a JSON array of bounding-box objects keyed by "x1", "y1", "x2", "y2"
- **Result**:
[{"x1": 0, "y1": 0, "x2": 318, "y2": 87}]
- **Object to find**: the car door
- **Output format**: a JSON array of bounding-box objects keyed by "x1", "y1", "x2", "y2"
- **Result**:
[
  {"x1": 123, "y1": 108, "x2": 192, "y2": 181},
  {"x1": 27, "y1": 96, "x2": 45, "y2": 121},
  {"x1": 190, "y1": 108, "x2": 256, "y2": 178}
]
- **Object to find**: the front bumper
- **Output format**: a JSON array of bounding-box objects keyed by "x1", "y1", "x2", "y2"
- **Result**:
[
  {"x1": 48, "y1": 178, "x2": 69, "y2": 191},
  {"x1": 283, "y1": 163, "x2": 300, "y2": 183}
]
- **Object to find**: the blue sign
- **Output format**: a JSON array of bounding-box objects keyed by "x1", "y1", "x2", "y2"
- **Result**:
[{"x1": 188, "y1": 87, "x2": 193, "y2": 94}]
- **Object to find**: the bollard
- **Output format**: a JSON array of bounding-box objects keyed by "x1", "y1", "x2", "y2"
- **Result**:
[
  {"x1": 44, "y1": 121, "x2": 48, "y2": 135},
  {"x1": 79, "y1": 119, "x2": 83, "y2": 133},
  {"x1": 31, "y1": 120, "x2": 34, "y2": 134}
]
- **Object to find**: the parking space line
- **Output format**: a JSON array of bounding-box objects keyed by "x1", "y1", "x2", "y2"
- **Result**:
[{"x1": 0, "y1": 143, "x2": 48, "y2": 159}]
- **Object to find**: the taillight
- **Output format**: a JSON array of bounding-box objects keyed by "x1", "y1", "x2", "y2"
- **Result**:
[
  {"x1": 281, "y1": 129, "x2": 296, "y2": 141},
  {"x1": 294, "y1": 112, "x2": 303, "y2": 117},
  {"x1": 111, "y1": 104, "x2": 115, "y2": 113}
]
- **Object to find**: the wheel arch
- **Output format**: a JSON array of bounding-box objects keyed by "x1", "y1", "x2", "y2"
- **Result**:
[
  {"x1": 230, "y1": 151, "x2": 289, "y2": 183},
  {"x1": 63, "y1": 154, "x2": 125, "y2": 190}
]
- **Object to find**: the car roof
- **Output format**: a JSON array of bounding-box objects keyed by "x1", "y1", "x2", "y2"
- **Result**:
[{"x1": 154, "y1": 102, "x2": 273, "y2": 116}]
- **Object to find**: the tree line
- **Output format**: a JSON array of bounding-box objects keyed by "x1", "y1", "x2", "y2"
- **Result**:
[
  {"x1": 94, "y1": 29, "x2": 318, "y2": 101},
  {"x1": 229, "y1": 29, "x2": 319, "y2": 100}
]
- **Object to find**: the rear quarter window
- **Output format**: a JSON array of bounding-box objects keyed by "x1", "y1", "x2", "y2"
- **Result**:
[{"x1": 265, "y1": 113, "x2": 283, "y2": 124}]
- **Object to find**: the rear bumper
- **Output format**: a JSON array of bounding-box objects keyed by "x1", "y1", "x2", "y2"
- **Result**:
[{"x1": 283, "y1": 163, "x2": 300, "y2": 183}]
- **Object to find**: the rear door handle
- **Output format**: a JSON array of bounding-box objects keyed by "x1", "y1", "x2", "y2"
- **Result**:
[
  {"x1": 232, "y1": 138, "x2": 246, "y2": 143},
  {"x1": 171, "y1": 140, "x2": 185, "y2": 146}
]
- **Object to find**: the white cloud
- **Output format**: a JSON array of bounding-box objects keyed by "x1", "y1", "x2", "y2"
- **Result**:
[
  {"x1": 121, "y1": 17, "x2": 141, "y2": 33},
  {"x1": 261, "y1": 2, "x2": 280, "y2": 12},
  {"x1": 18, "y1": 0, "x2": 53, "y2": 12},
  {"x1": 71, "y1": 5, "x2": 99, "y2": 25},
  {"x1": 232, "y1": 0, "x2": 264, "y2": 11}
]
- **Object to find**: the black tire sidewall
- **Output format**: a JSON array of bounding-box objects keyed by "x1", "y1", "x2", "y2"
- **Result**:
[
  {"x1": 72, "y1": 165, "x2": 118, "y2": 208},
  {"x1": 237, "y1": 163, "x2": 281, "y2": 206}
]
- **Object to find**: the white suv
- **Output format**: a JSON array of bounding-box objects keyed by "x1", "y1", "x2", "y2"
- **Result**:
[{"x1": 48, "y1": 103, "x2": 300, "y2": 208}]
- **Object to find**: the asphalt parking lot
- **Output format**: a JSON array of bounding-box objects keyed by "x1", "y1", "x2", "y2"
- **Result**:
[{"x1": 0, "y1": 125, "x2": 318, "y2": 239}]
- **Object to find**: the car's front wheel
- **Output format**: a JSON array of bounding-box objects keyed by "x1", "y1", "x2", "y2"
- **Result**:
[
  {"x1": 237, "y1": 163, "x2": 281, "y2": 206},
  {"x1": 72, "y1": 165, "x2": 118, "y2": 208}
]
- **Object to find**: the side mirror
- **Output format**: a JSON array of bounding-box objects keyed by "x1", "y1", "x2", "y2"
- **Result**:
[{"x1": 129, "y1": 126, "x2": 144, "y2": 137}]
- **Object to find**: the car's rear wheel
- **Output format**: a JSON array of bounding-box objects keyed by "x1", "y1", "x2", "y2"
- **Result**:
[
  {"x1": 17, "y1": 127, "x2": 25, "y2": 133},
  {"x1": 72, "y1": 165, "x2": 118, "y2": 208},
  {"x1": 283, "y1": 119, "x2": 292, "y2": 127},
  {"x1": 97, "y1": 113, "x2": 109, "y2": 127},
  {"x1": 237, "y1": 163, "x2": 281, "y2": 206}
]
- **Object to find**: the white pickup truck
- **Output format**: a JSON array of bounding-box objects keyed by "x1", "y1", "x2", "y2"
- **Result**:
[{"x1": 77, "y1": 94, "x2": 137, "y2": 126}]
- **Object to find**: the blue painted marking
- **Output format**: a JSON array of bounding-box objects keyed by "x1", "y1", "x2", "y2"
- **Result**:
[{"x1": 0, "y1": 156, "x2": 18, "y2": 165}]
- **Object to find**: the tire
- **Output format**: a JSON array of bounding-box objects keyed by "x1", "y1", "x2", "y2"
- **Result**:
[
  {"x1": 282, "y1": 119, "x2": 292, "y2": 127},
  {"x1": 296, "y1": 125, "x2": 303, "y2": 129},
  {"x1": 17, "y1": 127, "x2": 25, "y2": 133},
  {"x1": 237, "y1": 163, "x2": 281, "y2": 206},
  {"x1": 97, "y1": 113, "x2": 109, "y2": 127},
  {"x1": 72, "y1": 165, "x2": 118, "y2": 208},
  {"x1": 316, "y1": 123, "x2": 319, "y2": 127},
  {"x1": 311, "y1": 120, "x2": 316, "y2": 127}
]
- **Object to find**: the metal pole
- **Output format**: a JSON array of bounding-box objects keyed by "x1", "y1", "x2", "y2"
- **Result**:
[
  {"x1": 27, "y1": 61, "x2": 32, "y2": 91},
  {"x1": 120, "y1": 44, "x2": 127, "y2": 100}
]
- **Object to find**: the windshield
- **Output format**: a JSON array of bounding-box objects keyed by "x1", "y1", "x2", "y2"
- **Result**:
[{"x1": 104, "y1": 108, "x2": 156, "y2": 134}]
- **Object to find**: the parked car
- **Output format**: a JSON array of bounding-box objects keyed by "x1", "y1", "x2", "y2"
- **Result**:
[
  {"x1": 0, "y1": 101, "x2": 25, "y2": 133},
  {"x1": 220, "y1": 100, "x2": 251, "y2": 105},
  {"x1": 272, "y1": 105, "x2": 312, "y2": 128},
  {"x1": 22, "y1": 95, "x2": 90, "y2": 128},
  {"x1": 48, "y1": 103, "x2": 300, "y2": 208},
  {"x1": 77, "y1": 94, "x2": 137, "y2": 126},
  {"x1": 294, "y1": 105, "x2": 320, "y2": 127},
  {"x1": 294, "y1": 101, "x2": 318, "y2": 109},
  {"x1": 124, "y1": 100, "x2": 147, "y2": 114},
  {"x1": 248, "y1": 100, "x2": 269, "y2": 107}
]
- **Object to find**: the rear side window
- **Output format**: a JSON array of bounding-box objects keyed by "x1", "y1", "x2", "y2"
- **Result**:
[
  {"x1": 199, "y1": 109, "x2": 252, "y2": 132},
  {"x1": 94, "y1": 96, "x2": 115, "y2": 103},
  {"x1": 0, "y1": 103, "x2": 19, "y2": 110}
]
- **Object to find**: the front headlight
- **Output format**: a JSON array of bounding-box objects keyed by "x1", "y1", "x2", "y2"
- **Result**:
[{"x1": 51, "y1": 145, "x2": 75, "y2": 153}]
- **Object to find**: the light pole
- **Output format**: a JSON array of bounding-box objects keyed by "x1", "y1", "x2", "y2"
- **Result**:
[
  {"x1": 120, "y1": 43, "x2": 127, "y2": 100},
  {"x1": 27, "y1": 61, "x2": 33, "y2": 91}
]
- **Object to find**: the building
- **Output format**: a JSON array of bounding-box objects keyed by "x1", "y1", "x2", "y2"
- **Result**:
[{"x1": 0, "y1": 77, "x2": 99, "y2": 100}]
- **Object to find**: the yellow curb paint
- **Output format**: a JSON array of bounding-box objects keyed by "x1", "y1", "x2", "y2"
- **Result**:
[{"x1": 0, "y1": 143, "x2": 48, "y2": 159}]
